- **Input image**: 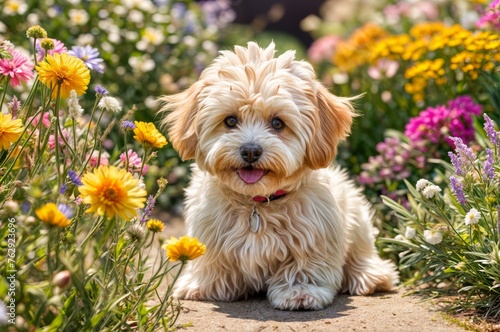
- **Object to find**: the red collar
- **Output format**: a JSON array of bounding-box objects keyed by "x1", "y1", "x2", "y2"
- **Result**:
[{"x1": 252, "y1": 190, "x2": 288, "y2": 203}]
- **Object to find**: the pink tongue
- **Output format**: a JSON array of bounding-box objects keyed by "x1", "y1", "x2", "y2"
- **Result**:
[{"x1": 237, "y1": 168, "x2": 265, "y2": 184}]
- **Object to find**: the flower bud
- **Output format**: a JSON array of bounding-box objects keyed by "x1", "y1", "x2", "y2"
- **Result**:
[
  {"x1": 26, "y1": 25, "x2": 47, "y2": 39},
  {"x1": 52, "y1": 270, "x2": 71, "y2": 288},
  {"x1": 40, "y1": 38, "x2": 55, "y2": 51}
]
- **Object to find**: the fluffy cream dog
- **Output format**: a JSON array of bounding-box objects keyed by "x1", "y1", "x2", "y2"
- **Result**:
[{"x1": 160, "y1": 42, "x2": 399, "y2": 310}]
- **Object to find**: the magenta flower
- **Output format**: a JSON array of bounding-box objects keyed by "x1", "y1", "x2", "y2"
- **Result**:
[
  {"x1": 0, "y1": 50, "x2": 34, "y2": 87},
  {"x1": 477, "y1": 0, "x2": 500, "y2": 30},
  {"x1": 48, "y1": 129, "x2": 68, "y2": 149},
  {"x1": 85, "y1": 150, "x2": 109, "y2": 167},
  {"x1": 404, "y1": 96, "x2": 482, "y2": 147},
  {"x1": 36, "y1": 39, "x2": 67, "y2": 62}
]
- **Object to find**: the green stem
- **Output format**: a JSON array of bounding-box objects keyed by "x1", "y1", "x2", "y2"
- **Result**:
[
  {"x1": 82, "y1": 96, "x2": 101, "y2": 158},
  {"x1": 0, "y1": 76, "x2": 10, "y2": 108},
  {"x1": 54, "y1": 84, "x2": 63, "y2": 189}
]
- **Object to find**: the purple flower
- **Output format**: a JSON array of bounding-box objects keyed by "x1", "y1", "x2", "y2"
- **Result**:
[
  {"x1": 57, "y1": 203, "x2": 74, "y2": 219},
  {"x1": 449, "y1": 136, "x2": 476, "y2": 168},
  {"x1": 450, "y1": 175, "x2": 467, "y2": 205},
  {"x1": 483, "y1": 148, "x2": 495, "y2": 180},
  {"x1": 68, "y1": 170, "x2": 83, "y2": 186},
  {"x1": 483, "y1": 114, "x2": 499, "y2": 148},
  {"x1": 122, "y1": 120, "x2": 136, "y2": 130},
  {"x1": 59, "y1": 184, "x2": 67, "y2": 194},
  {"x1": 448, "y1": 151, "x2": 464, "y2": 176},
  {"x1": 68, "y1": 45, "x2": 104, "y2": 73},
  {"x1": 94, "y1": 85, "x2": 108, "y2": 96},
  {"x1": 140, "y1": 195, "x2": 156, "y2": 224},
  {"x1": 36, "y1": 38, "x2": 67, "y2": 62}
]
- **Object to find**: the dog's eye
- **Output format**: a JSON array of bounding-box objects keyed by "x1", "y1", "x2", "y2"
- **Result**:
[
  {"x1": 271, "y1": 118, "x2": 285, "y2": 131},
  {"x1": 224, "y1": 116, "x2": 238, "y2": 128}
]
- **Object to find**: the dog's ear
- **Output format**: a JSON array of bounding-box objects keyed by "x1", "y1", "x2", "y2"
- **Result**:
[
  {"x1": 159, "y1": 82, "x2": 203, "y2": 161},
  {"x1": 306, "y1": 84, "x2": 356, "y2": 169}
]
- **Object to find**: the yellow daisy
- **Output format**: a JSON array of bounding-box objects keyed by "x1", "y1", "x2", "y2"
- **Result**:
[
  {"x1": 79, "y1": 165, "x2": 147, "y2": 220},
  {"x1": 36, "y1": 52, "x2": 90, "y2": 99},
  {"x1": 133, "y1": 121, "x2": 168, "y2": 149},
  {"x1": 35, "y1": 203, "x2": 71, "y2": 227},
  {"x1": 163, "y1": 236, "x2": 206, "y2": 263},
  {"x1": 0, "y1": 113, "x2": 23, "y2": 150},
  {"x1": 146, "y1": 218, "x2": 165, "y2": 233}
]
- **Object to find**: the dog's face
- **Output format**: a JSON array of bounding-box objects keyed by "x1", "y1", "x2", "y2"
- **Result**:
[{"x1": 160, "y1": 42, "x2": 355, "y2": 197}]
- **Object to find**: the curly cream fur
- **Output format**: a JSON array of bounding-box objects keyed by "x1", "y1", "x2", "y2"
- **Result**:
[{"x1": 159, "y1": 42, "x2": 399, "y2": 310}]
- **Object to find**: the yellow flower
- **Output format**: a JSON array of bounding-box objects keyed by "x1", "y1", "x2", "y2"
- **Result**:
[
  {"x1": 163, "y1": 236, "x2": 206, "y2": 262},
  {"x1": 147, "y1": 218, "x2": 165, "y2": 233},
  {"x1": 0, "y1": 113, "x2": 23, "y2": 150},
  {"x1": 35, "y1": 203, "x2": 71, "y2": 227},
  {"x1": 133, "y1": 121, "x2": 168, "y2": 149},
  {"x1": 36, "y1": 53, "x2": 90, "y2": 99},
  {"x1": 79, "y1": 165, "x2": 147, "y2": 220}
]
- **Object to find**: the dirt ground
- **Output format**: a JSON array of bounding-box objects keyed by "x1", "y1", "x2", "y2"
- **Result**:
[{"x1": 157, "y1": 215, "x2": 472, "y2": 332}]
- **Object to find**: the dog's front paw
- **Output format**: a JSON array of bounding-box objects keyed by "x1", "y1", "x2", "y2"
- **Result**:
[
  {"x1": 268, "y1": 284, "x2": 335, "y2": 310},
  {"x1": 173, "y1": 285, "x2": 202, "y2": 300}
]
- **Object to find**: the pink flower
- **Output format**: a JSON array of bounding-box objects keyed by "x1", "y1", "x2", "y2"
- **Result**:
[
  {"x1": 28, "y1": 112, "x2": 51, "y2": 128},
  {"x1": 48, "y1": 129, "x2": 68, "y2": 149},
  {"x1": 36, "y1": 39, "x2": 67, "y2": 62},
  {"x1": 477, "y1": 0, "x2": 500, "y2": 30},
  {"x1": 367, "y1": 59, "x2": 399, "y2": 80},
  {"x1": 85, "y1": 150, "x2": 109, "y2": 167},
  {"x1": 119, "y1": 149, "x2": 148, "y2": 175},
  {"x1": 307, "y1": 35, "x2": 341, "y2": 64},
  {"x1": 0, "y1": 50, "x2": 34, "y2": 87}
]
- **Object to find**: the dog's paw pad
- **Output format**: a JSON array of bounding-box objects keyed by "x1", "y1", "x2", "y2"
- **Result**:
[{"x1": 269, "y1": 285, "x2": 333, "y2": 310}]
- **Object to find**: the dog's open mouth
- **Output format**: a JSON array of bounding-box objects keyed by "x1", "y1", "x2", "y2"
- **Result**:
[{"x1": 237, "y1": 166, "x2": 269, "y2": 184}]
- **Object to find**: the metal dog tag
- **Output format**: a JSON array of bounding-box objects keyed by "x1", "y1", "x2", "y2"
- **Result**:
[{"x1": 249, "y1": 206, "x2": 260, "y2": 233}]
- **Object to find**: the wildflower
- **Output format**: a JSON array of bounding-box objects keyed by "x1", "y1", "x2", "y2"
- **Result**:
[
  {"x1": 36, "y1": 52, "x2": 90, "y2": 99},
  {"x1": 28, "y1": 111, "x2": 50, "y2": 128},
  {"x1": 423, "y1": 229, "x2": 442, "y2": 245},
  {"x1": 68, "y1": 45, "x2": 104, "y2": 73},
  {"x1": 448, "y1": 151, "x2": 464, "y2": 176},
  {"x1": 133, "y1": 121, "x2": 167, "y2": 149},
  {"x1": 465, "y1": 208, "x2": 481, "y2": 225},
  {"x1": 35, "y1": 203, "x2": 71, "y2": 227},
  {"x1": 85, "y1": 150, "x2": 109, "y2": 167},
  {"x1": 484, "y1": 149, "x2": 495, "y2": 180},
  {"x1": 449, "y1": 136, "x2": 476, "y2": 168},
  {"x1": 67, "y1": 89, "x2": 83, "y2": 119},
  {"x1": 120, "y1": 149, "x2": 148, "y2": 175},
  {"x1": 68, "y1": 8, "x2": 89, "y2": 26},
  {"x1": 98, "y1": 96, "x2": 121, "y2": 113},
  {"x1": 483, "y1": 114, "x2": 499, "y2": 148},
  {"x1": 140, "y1": 195, "x2": 155, "y2": 224},
  {"x1": 68, "y1": 170, "x2": 83, "y2": 186},
  {"x1": 94, "y1": 84, "x2": 108, "y2": 96},
  {"x1": 367, "y1": 59, "x2": 399, "y2": 80},
  {"x1": 0, "y1": 113, "x2": 23, "y2": 150},
  {"x1": 127, "y1": 223, "x2": 146, "y2": 242},
  {"x1": 121, "y1": 120, "x2": 136, "y2": 130},
  {"x1": 79, "y1": 165, "x2": 147, "y2": 220},
  {"x1": 422, "y1": 184, "x2": 441, "y2": 198},
  {"x1": 7, "y1": 96, "x2": 21, "y2": 115},
  {"x1": 60, "y1": 183, "x2": 67, "y2": 194},
  {"x1": 0, "y1": 50, "x2": 34, "y2": 87},
  {"x1": 477, "y1": 0, "x2": 500, "y2": 30},
  {"x1": 416, "y1": 179, "x2": 430, "y2": 191},
  {"x1": 450, "y1": 175, "x2": 467, "y2": 205},
  {"x1": 307, "y1": 35, "x2": 341, "y2": 64},
  {"x1": 163, "y1": 236, "x2": 206, "y2": 262},
  {"x1": 48, "y1": 129, "x2": 68, "y2": 149},
  {"x1": 39, "y1": 38, "x2": 55, "y2": 52},
  {"x1": 405, "y1": 226, "x2": 416, "y2": 239},
  {"x1": 147, "y1": 219, "x2": 165, "y2": 233},
  {"x1": 26, "y1": 25, "x2": 47, "y2": 39},
  {"x1": 36, "y1": 38, "x2": 67, "y2": 62}
]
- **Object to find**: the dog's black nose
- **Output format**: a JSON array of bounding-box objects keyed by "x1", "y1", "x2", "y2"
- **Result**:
[{"x1": 240, "y1": 143, "x2": 262, "y2": 163}]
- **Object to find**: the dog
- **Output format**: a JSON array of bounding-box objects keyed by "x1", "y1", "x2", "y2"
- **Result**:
[{"x1": 159, "y1": 42, "x2": 399, "y2": 310}]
